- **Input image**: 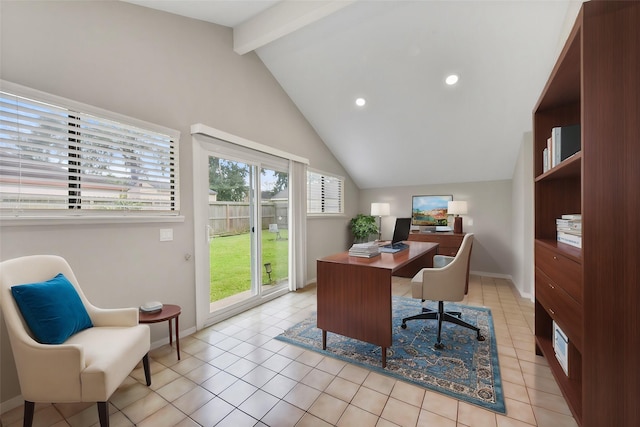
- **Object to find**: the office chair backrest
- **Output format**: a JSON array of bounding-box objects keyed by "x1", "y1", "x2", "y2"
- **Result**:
[
  {"x1": 424, "y1": 233, "x2": 474, "y2": 302},
  {"x1": 392, "y1": 218, "x2": 412, "y2": 243}
]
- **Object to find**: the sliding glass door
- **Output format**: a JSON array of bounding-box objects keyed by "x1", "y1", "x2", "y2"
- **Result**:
[{"x1": 193, "y1": 135, "x2": 291, "y2": 327}]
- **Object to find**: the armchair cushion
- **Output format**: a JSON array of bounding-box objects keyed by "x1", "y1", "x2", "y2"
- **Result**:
[{"x1": 11, "y1": 273, "x2": 93, "y2": 344}]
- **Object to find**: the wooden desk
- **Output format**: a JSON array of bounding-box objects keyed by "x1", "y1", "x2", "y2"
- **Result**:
[
  {"x1": 317, "y1": 241, "x2": 438, "y2": 367},
  {"x1": 407, "y1": 231, "x2": 466, "y2": 257}
]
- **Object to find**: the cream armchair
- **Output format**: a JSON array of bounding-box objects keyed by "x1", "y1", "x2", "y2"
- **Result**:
[
  {"x1": 0, "y1": 255, "x2": 151, "y2": 427},
  {"x1": 400, "y1": 233, "x2": 484, "y2": 349}
]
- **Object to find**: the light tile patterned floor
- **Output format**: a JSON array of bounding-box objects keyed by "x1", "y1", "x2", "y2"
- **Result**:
[{"x1": 1, "y1": 275, "x2": 579, "y2": 427}]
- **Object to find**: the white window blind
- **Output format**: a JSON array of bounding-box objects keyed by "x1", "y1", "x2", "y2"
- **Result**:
[
  {"x1": 307, "y1": 170, "x2": 343, "y2": 214},
  {"x1": 0, "y1": 84, "x2": 180, "y2": 217}
]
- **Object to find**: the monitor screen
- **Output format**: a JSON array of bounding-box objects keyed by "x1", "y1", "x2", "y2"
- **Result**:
[
  {"x1": 391, "y1": 218, "x2": 412, "y2": 243},
  {"x1": 411, "y1": 195, "x2": 452, "y2": 226}
]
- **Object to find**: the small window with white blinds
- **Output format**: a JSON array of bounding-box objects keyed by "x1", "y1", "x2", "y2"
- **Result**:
[
  {"x1": 307, "y1": 169, "x2": 343, "y2": 215},
  {"x1": 0, "y1": 82, "x2": 180, "y2": 218}
]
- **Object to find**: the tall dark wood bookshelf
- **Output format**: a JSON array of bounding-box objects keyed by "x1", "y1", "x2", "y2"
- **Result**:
[{"x1": 533, "y1": 2, "x2": 639, "y2": 426}]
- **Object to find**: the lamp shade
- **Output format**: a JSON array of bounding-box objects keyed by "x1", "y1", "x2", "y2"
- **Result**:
[
  {"x1": 447, "y1": 201, "x2": 468, "y2": 216},
  {"x1": 371, "y1": 202, "x2": 390, "y2": 216}
]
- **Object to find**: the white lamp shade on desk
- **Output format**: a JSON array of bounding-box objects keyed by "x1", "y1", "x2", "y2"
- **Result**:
[
  {"x1": 447, "y1": 201, "x2": 468, "y2": 216},
  {"x1": 371, "y1": 203, "x2": 390, "y2": 217}
]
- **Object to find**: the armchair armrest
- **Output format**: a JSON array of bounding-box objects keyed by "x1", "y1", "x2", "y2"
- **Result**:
[
  {"x1": 13, "y1": 339, "x2": 85, "y2": 401},
  {"x1": 86, "y1": 306, "x2": 139, "y2": 327}
]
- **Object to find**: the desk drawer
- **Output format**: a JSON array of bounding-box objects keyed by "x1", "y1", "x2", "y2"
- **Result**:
[
  {"x1": 535, "y1": 243, "x2": 582, "y2": 304},
  {"x1": 408, "y1": 233, "x2": 464, "y2": 256},
  {"x1": 535, "y1": 268, "x2": 583, "y2": 352}
]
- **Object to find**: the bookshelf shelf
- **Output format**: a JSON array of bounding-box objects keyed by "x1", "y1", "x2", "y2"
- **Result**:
[{"x1": 534, "y1": 152, "x2": 581, "y2": 182}]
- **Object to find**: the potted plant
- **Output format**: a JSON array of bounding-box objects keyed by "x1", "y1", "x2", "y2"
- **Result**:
[{"x1": 350, "y1": 214, "x2": 379, "y2": 243}]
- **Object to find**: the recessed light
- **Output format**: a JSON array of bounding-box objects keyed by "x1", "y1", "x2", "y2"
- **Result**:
[
  {"x1": 445, "y1": 74, "x2": 459, "y2": 85},
  {"x1": 355, "y1": 98, "x2": 366, "y2": 107}
]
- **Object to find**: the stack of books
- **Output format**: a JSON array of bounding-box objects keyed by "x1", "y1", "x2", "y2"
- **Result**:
[
  {"x1": 348, "y1": 242, "x2": 380, "y2": 258},
  {"x1": 542, "y1": 124, "x2": 581, "y2": 173},
  {"x1": 556, "y1": 214, "x2": 581, "y2": 248}
]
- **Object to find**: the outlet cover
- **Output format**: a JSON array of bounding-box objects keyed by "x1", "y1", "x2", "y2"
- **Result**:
[{"x1": 160, "y1": 228, "x2": 173, "y2": 241}]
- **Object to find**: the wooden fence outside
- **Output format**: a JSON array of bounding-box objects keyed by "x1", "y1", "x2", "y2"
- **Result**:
[{"x1": 208, "y1": 201, "x2": 288, "y2": 237}]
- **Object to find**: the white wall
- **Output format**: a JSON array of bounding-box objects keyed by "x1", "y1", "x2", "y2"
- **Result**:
[
  {"x1": 359, "y1": 180, "x2": 513, "y2": 278},
  {"x1": 0, "y1": 0, "x2": 355, "y2": 406},
  {"x1": 511, "y1": 132, "x2": 535, "y2": 299}
]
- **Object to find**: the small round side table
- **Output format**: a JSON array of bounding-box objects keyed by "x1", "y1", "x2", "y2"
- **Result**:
[{"x1": 139, "y1": 304, "x2": 182, "y2": 360}]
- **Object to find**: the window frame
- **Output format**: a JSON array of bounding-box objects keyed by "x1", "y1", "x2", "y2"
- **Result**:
[
  {"x1": 306, "y1": 168, "x2": 344, "y2": 216},
  {"x1": 0, "y1": 81, "x2": 182, "y2": 225}
]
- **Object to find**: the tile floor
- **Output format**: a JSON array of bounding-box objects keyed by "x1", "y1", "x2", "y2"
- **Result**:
[{"x1": 1, "y1": 275, "x2": 579, "y2": 427}]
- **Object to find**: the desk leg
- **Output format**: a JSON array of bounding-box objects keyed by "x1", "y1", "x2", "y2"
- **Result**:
[
  {"x1": 322, "y1": 330, "x2": 327, "y2": 350},
  {"x1": 381, "y1": 347, "x2": 387, "y2": 368},
  {"x1": 175, "y1": 315, "x2": 181, "y2": 360}
]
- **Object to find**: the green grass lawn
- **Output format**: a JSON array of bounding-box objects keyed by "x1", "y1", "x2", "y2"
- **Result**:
[{"x1": 209, "y1": 230, "x2": 289, "y2": 302}]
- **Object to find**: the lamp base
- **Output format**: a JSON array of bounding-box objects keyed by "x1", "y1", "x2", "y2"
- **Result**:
[{"x1": 453, "y1": 216, "x2": 463, "y2": 234}]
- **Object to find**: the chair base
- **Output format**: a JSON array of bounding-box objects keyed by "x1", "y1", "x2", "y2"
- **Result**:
[{"x1": 401, "y1": 301, "x2": 485, "y2": 348}]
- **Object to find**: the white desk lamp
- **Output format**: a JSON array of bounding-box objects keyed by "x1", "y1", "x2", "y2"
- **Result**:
[{"x1": 371, "y1": 202, "x2": 390, "y2": 240}]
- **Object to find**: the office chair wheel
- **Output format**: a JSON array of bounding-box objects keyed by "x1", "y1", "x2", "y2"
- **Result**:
[{"x1": 401, "y1": 322, "x2": 407, "y2": 329}]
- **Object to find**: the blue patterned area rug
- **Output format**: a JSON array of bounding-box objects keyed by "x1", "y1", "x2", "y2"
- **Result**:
[{"x1": 276, "y1": 296, "x2": 505, "y2": 413}]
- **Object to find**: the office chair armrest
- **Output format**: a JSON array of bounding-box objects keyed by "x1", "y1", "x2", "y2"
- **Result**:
[{"x1": 434, "y1": 255, "x2": 455, "y2": 268}]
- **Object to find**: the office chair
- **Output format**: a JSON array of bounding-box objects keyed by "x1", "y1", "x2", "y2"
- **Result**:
[
  {"x1": 0, "y1": 255, "x2": 152, "y2": 427},
  {"x1": 400, "y1": 233, "x2": 484, "y2": 349}
]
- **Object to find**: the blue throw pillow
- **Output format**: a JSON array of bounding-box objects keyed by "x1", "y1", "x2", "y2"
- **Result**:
[{"x1": 11, "y1": 273, "x2": 93, "y2": 344}]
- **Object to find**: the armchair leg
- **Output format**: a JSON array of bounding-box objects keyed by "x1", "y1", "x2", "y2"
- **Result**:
[
  {"x1": 97, "y1": 402, "x2": 109, "y2": 427},
  {"x1": 143, "y1": 353, "x2": 151, "y2": 386},
  {"x1": 23, "y1": 401, "x2": 34, "y2": 427}
]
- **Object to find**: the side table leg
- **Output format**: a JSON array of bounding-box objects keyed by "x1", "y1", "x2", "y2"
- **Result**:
[
  {"x1": 168, "y1": 319, "x2": 173, "y2": 346},
  {"x1": 322, "y1": 330, "x2": 327, "y2": 350},
  {"x1": 175, "y1": 315, "x2": 181, "y2": 360}
]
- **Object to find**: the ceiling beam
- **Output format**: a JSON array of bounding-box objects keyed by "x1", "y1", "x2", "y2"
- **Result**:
[{"x1": 233, "y1": 0, "x2": 356, "y2": 55}]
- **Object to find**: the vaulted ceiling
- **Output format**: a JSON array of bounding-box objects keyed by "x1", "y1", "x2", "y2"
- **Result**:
[{"x1": 125, "y1": 0, "x2": 581, "y2": 189}]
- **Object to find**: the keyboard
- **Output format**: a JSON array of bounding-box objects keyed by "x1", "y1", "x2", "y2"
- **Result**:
[{"x1": 379, "y1": 242, "x2": 409, "y2": 253}]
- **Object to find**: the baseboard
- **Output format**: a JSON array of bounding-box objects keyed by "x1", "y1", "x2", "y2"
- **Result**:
[
  {"x1": 470, "y1": 270, "x2": 512, "y2": 281},
  {"x1": 1, "y1": 393, "x2": 25, "y2": 414},
  {"x1": 149, "y1": 326, "x2": 196, "y2": 350}
]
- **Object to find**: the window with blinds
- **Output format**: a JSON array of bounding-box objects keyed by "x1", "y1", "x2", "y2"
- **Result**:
[
  {"x1": 307, "y1": 170, "x2": 343, "y2": 215},
  {"x1": 0, "y1": 84, "x2": 180, "y2": 217}
]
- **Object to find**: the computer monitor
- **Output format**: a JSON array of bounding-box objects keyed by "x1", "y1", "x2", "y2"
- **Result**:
[{"x1": 391, "y1": 218, "x2": 412, "y2": 244}]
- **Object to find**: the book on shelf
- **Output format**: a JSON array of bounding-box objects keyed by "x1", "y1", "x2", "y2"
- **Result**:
[
  {"x1": 557, "y1": 228, "x2": 581, "y2": 236},
  {"x1": 543, "y1": 147, "x2": 550, "y2": 173},
  {"x1": 551, "y1": 124, "x2": 581, "y2": 167},
  {"x1": 556, "y1": 214, "x2": 581, "y2": 243},
  {"x1": 561, "y1": 213, "x2": 581, "y2": 220},
  {"x1": 557, "y1": 231, "x2": 582, "y2": 248},
  {"x1": 556, "y1": 219, "x2": 581, "y2": 231}
]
